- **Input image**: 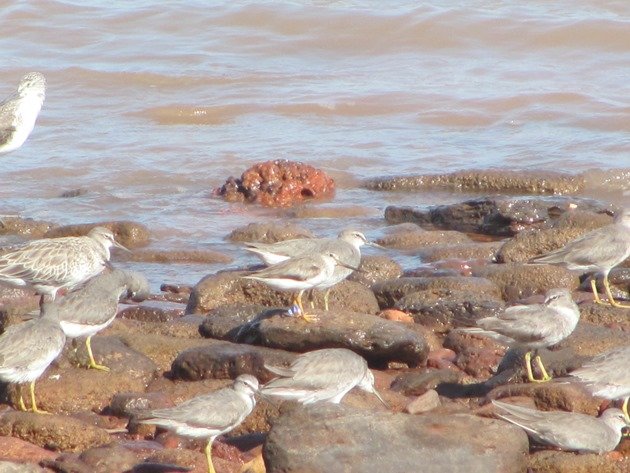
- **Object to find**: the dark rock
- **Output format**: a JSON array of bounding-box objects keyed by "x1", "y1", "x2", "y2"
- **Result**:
[
  {"x1": 46, "y1": 445, "x2": 140, "y2": 473},
  {"x1": 122, "y1": 249, "x2": 232, "y2": 264},
  {"x1": 417, "y1": 242, "x2": 502, "y2": 262},
  {"x1": 186, "y1": 271, "x2": 378, "y2": 315},
  {"x1": 44, "y1": 221, "x2": 150, "y2": 249},
  {"x1": 364, "y1": 170, "x2": 585, "y2": 194},
  {"x1": 119, "y1": 305, "x2": 184, "y2": 323},
  {"x1": 372, "y1": 276, "x2": 501, "y2": 308},
  {"x1": 384, "y1": 196, "x2": 616, "y2": 236},
  {"x1": 170, "y1": 341, "x2": 295, "y2": 382},
  {"x1": 472, "y1": 263, "x2": 579, "y2": 302},
  {"x1": 216, "y1": 159, "x2": 335, "y2": 207},
  {"x1": 347, "y1": 255, "x2": 402, "y2": 287},
  {"x1": 227, "y1": 222, "x2": 314, "y2": 243},
  {"x1": 0, "y1": 412, "x2": 110, "y2": 452},
  {"x1": 263, "y1": 404, "x2": 528, "y2": 473},
  {"x1": 376, "y1": 228, "x2": 471, "y2": 250},
  {"x1": 391, "y1": 369, "x2": 462, "y2": 396},
  {"x1": 202, "y1": 307, "x2": 428, "y2": 367},
  {"x1": 108, "y1": 391, "x2": 172, "y2": 417},
  {"x1": 395, "y1": 289, "x2": 505, "y2": 329},
  {"x1": 0, "y1": 217, "x2": 56, "y2": 238}
]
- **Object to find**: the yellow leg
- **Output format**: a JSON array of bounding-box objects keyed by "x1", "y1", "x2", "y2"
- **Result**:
[
  {"x1": 323, "y1": 288, "x2": 331, "y2": 311},
  {"x1": 524, "y1": 352, "x2": 551, "y2": 383},
  {"x1": 86, "y1": 336, "x2": 110, "y2": 371},
  {"x1": 293, "y1": 290, "x2": 316, "y2": 322},
  {"x1": 205, "y1": 440, "x2": 217, "y2": 473},
  {"x1": 603, "y1": 276, "x2": 630, "y2": 309},
  {"x1": 533, "y1": 355, "x2": 552, "y2": 382},
  {"x1": 591, "y1": 278, "x2": 607, "y2": 305},
  {"x1": 17, "y1": 385, "x2": 27, "y2": 412},
  {"x1": 623, "y1": 397, "x2": 629, "y2": 424},
  {"x1": 29, "y1": 381, "x2": 49, "y2": 414}
]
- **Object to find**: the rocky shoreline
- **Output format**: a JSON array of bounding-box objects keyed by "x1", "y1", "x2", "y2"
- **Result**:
[{"x1": 0, "y1": 170, "x2": 629, "y2": 473}]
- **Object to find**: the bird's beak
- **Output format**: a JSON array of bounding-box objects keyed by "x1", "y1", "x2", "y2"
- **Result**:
[
  {"x1": 113, "y1": 240, "x2": 131, "y2": 253},
  {"x1": 373, "y1": 388, "x2": 389, "y2": 408}
]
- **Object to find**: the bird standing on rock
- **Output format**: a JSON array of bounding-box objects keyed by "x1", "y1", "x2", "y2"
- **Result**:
[
  {"x1": 0, "y1": 226, "x2": 129, "y2": 305},
  {"x1": 0, "y1": 72, "x2": 46, "y2": 154}
]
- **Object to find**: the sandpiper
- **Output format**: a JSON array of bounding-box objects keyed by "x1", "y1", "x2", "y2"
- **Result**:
[
  {"x1": 136, "y1": 375, "x2": 259, "y2": 473},
  {"x1": 55, "y1": 269, "x2": 150, "y2": 371},
  {"x1": 0, "y1": 226, "x2": 129, "y2": 304},
  {"x1": 569, "y1": 344, "x2": 630, "y2": 423},
  {"x1": 492, "y1": 400, "x2": 627, "y2": 454},
  {"x1": 262, "y1": 348, "x2": 387, "y2": 406},
  {"x1": 0, "y1": 303, "x2": 65, "y2": 414},
  {"x1": 457, "y1": 288, "x2": 580, "y2": 382},
  {"x1": 530, "y1": 209, "x2": 630, "y2": 308},
  {"x1": 0, "y1": 72, "x2": 46, "y2": 154}
]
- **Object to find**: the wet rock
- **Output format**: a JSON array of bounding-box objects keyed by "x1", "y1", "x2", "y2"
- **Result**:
[
  {"x1": 0, "y1": 412, "x2": 110, "y2": 452},
  {"x1": 404, "y1": 389, "x2": 441, "y2": 414},
  {"x1": 372, "y1": 276, "x2": 501, "y2": 309},
  {"x1": 0, "y1": 287, "x2": 40, "y2": 331},
  {"x1": 216, "y1": 159, "x2": 335, "y2": 207},
  {"x1": 186, "y1": 271, "x2": 378, "y2": 315},
  {"x1": 364, "y1": 170, "x2": 585, "y2": 194},
  {"x1": 227, "y1": 222, "x2": 313, "y2": 243},
  {"x1": 577, "y1": 302, "x2": 630, "y2": 327},
  {"x1": 119, "y1": 305, "x2": 184, "y2": 323},
  {"x1": 47, "y1": 445, "x2": 140, "y2": 473},
  {"x1": 44, "y1": 221, "x2": 150, "y2": 249},
  {"x1": 394, "y1": 288, "x2": 505, "y2": 329},
  {"x1": 263, "y1": 404, "x2": 528, "y2": 473},
  {"x1": 286, "y1": 205, "x2": 376, "y2": 219},
  {"x1": 0, "y1": 461, "x2": 47, "y2": 473},
  {"x1": 378, "y1": 308, "x2": 414, "y2": 324},
  {"x1": 497, "y1": 210, "x2": 615, "y2": 263},
  {"x1": 384, "y1": 196, "x2": 616, "y2": 236},
  {"x1": 0, "y1": 217, "x2": 56, "y2": 238},
  {"x1": 472, "y1": 263, "x2": 579, "y2": 301},
  {"x1": 347, "y1": 255, "x2": 402, "y2": 287},
  {"x1": 376, "y1": 228, "x2": 471, "y2": 250},
  {"x1": 109, "y1": 391, "x2": 172, "y2": 418},
  {"x1": 202, "y1": 307, "x2": 428, "y2": 367},
  {"x1": 417, "y1": 242, "x2": 502, "y2": 263},
  {"x1": 123, "y1": 249, "x2": 232, "y2": 264},
  {"x1": 391, "y1": 369, "x2": 462, "y2": 396},
  {"x1": 444, "y1": 330, "x2": 508, "y2": 379},
  {"x1": 170, "y1": 341, "x2": 296, "y2": 383},
  {"x1": 527, "y1": 449, "x2": 629, "y2": 473},
  {"x1": 32, "y1": 336, "x2": 158, "y2": 413},
  {"x1": 0, "y1": 436, "x2": 57, "y2": 464}
]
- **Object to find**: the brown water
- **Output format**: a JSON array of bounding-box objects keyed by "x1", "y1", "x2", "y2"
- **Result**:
[{"x1": 1, "y1": 1, "x2": 629, "y2": 288}]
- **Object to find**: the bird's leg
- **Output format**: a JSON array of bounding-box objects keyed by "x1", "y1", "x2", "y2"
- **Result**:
[
  {"x1": 205, "y1": 439, "x2": 217, "y2": 473},
  {"x1": 323, "y1": 288, "x2": 331, "y2": 311},
  {"x1": 29, "y1": 381, "x2": 49, "y2": 414},
  {"x1": 16, "y1": 385, "x2": 27, "y2": 412},
  {"x1": 533, "y1": 354, "x2": 552, "y2": 382},
  {"x1": 86, "y1": 336, "x2": 110, "y2": 371},
  {"x1": 294, "y1": 290, "x2": 316, "y2": 322},
  {"x1": 308, "y1": 288, "x2": 316, "y2": 309},
  {"x1": 525, "y1": 351, "x2": 552, "y2": 383},
  {"x1": 603, "y1": 276, "x2": 630, "y2": 309},
  {"x1": 623, "y1": 397, "x2": 629, "y2": 424},
  {"x1": 524, "y1": 351, "x2": 536, "y2": 382},
  {"x1": 590, "y1": 278, "x2": 607, "y2": 305}
]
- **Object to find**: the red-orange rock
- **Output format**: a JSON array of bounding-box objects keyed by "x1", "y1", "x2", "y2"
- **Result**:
[
  {"x1": 216, "y1": 159, "x2": 335, "y2": 207},
  {"x1": 378, "y1": 309, "x2": 414, "y2": 324}
]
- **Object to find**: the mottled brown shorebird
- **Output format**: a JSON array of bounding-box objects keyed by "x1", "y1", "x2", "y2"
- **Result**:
[
  {"x1": 136, "y1": 375, "x2": 259, "y2": 473},
  {"x1": 0, "y1": 227, "x2": 128, "y2": 304},
  {"x1": 0, "y1": 72, "x2": 46, "y2": 154},
  {"x1": 530, "y1": 209, "x2": 630, "y2": 308},
  {"x1": 56, "y1": 268, "x2": 150, "y2": 371},
  {"x1": 0, "y1": 303, "x2": 65, "y2": 414}
]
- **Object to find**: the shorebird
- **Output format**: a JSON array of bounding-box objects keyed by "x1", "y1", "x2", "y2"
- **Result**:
[
  {"x1": 457, "y1": 288, "x2": 580, "y2": 382},
  {"x1": 530, "y1": 209, "x2": 630, "y2": 308},
  {"x1": 261, "y1": 348, "x2": 387, "y2": 406},
  {"x1": 242, "y1": 252, "x2": 356, "y2": 321},
  {"x1": 245, "y1": 230, "x2": 377, "y2": 310},
  {"x1": 136, "y1": 374, "x2": 259, "y2": 473},
  {"x1": 569, "y1": 344, "x2": 630, "y2": 423},
  {"x1": 55, "y1": 269, "x2": 150, "y2": 371},
  {"x1": 0, "y1": 226, "x2": 129, "y2": 304},
  {"x1": 492, "y1": 400, "x2": 627, "y2": 454},
  {"x1": 0, "y1": 303, "x2": 66, "y2": 414},
  {"x1": 0, "y1": 72, "x2": 46, "y2": 154}
]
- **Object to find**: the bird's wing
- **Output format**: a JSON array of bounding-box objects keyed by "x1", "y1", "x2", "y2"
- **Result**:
[
  {"x1": 246, "y1": 257, "x2": 323, "y2": 281},
  {"x1": 477, "y1": 305, "x2": 557, "y2": 344}
]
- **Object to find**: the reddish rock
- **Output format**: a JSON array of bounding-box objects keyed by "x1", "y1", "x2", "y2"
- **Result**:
[
  {"x1": 217, "y1": 159, "x2": 335, "y2": 207},
  {"x1": 0, "y1": 436, "x2": 57, "y2": 462},
  {"x1": 405, "y1": 389, "x2": 441, "y2": 414},
  {"x1": 378, "y1": 309, "x2": 414, "y2": 323}
]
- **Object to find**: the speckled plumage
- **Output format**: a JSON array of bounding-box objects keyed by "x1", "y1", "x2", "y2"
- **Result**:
[
  {"x1": 0, "y1": 72, "x2": 46, "y2": 154},
  {"x1": 262, "y1": 348, "x2": 386, "y2": 405},
  {"x1": 492, "y1": 400, "x2": 627, "y2": 454},
  {"x1": 0, "y1": 227, "x2": 127, "y2": 299}
]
